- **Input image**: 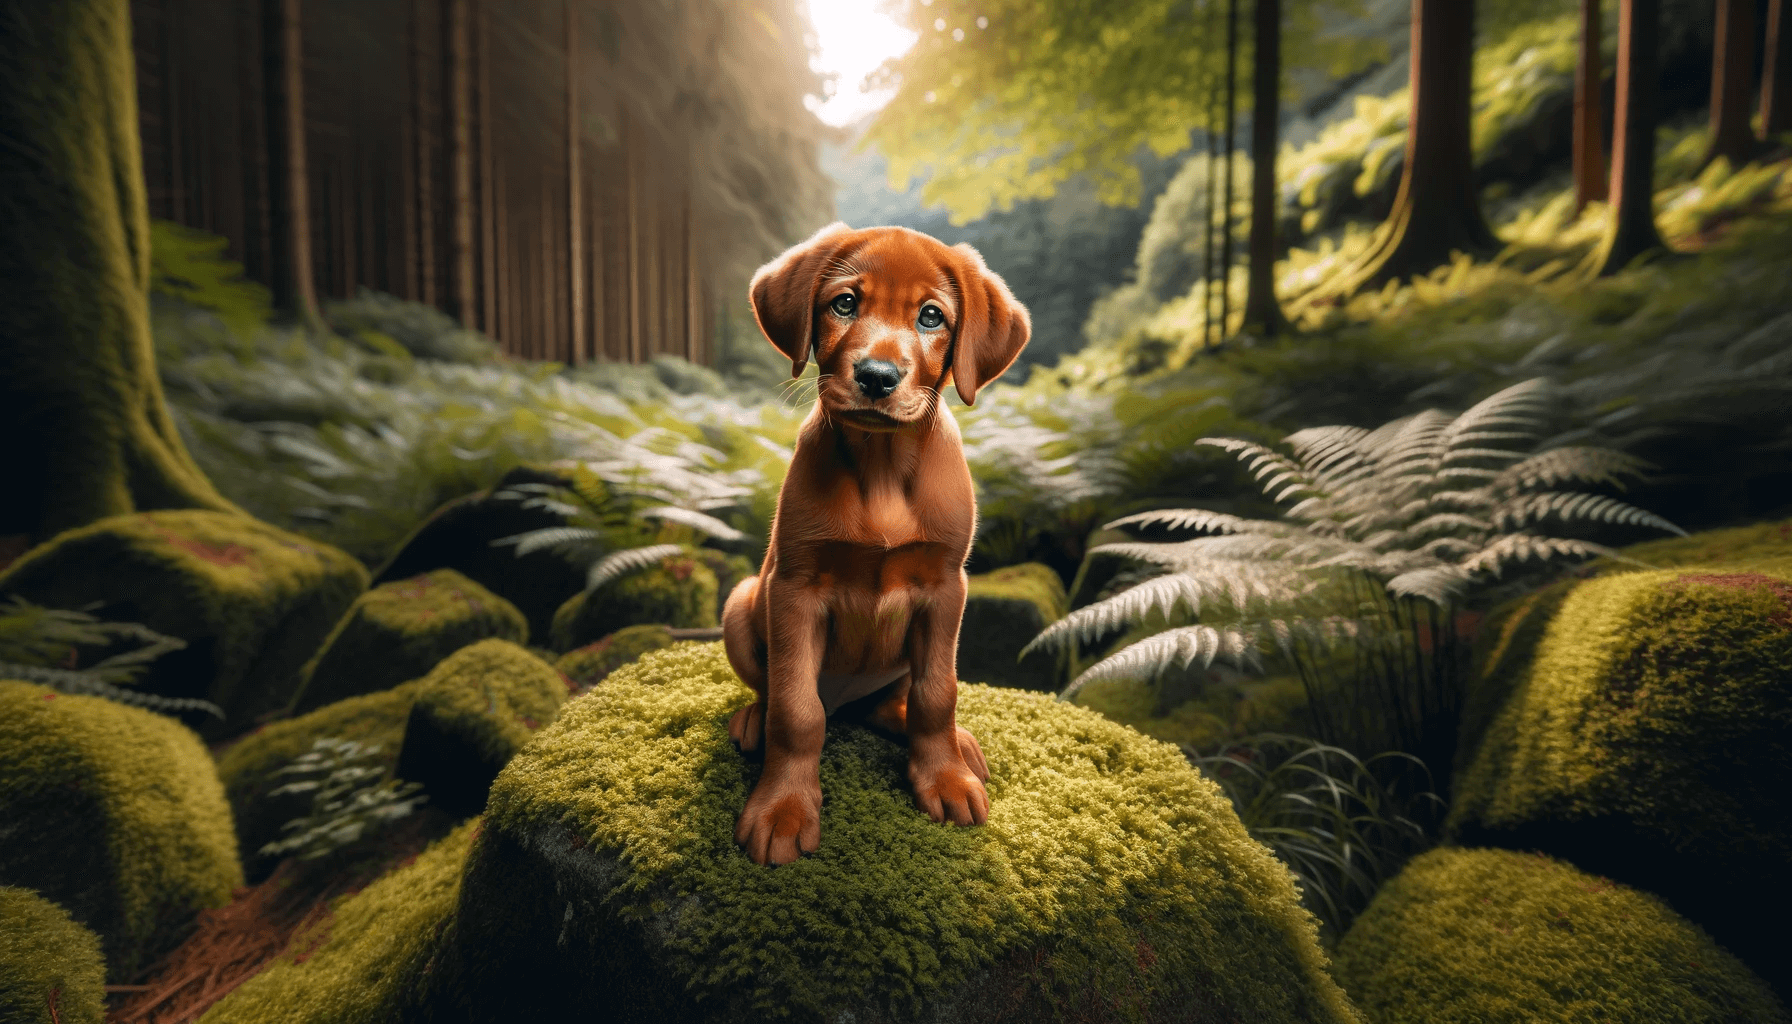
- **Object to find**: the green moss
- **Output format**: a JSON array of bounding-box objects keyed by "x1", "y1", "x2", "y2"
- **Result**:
[
  {"x1": 288, "y1": 569, "x2": 527, "y2": 715},
  {"x1": 553, "y1": 624, "x2": 676, "y2": 692},
  {"x1": 219, "y1": 639, "x2": 566, "y2": 873},
  {"x1": 1590, "y1": 516, "x2": 1792, "y2": 576},
  {"x1": 459, "y1": 643, "x2": 1360, "y2": 1023},
  {"x1": 1449, "y1": 564, "x2": 1792, "y2": 853},
  {"x1": 196, "y1": 820, "x2": 478, "y2": 1024},
  {"x1": 0, "y1": 510, "x2": 368, "y2": 738},
  {"x1": 958, "y1": 562, "x2": 1069, "y2": 691},
  {"x1": 1333, "y1": 848, "x2": 1788, "y2": 1024},
  {"x1": 1076, "y1": 674, "x2": 1314, "y2": 752},
  {"x1": 548, "y1": 553, "x2": 718, "y2": 651},
  {"x1": 0, "y1": 682, "x2": 241, "y2": 980},
  {"x1": 0, "y1": 888, "x2": 107, "y2": 1024}
]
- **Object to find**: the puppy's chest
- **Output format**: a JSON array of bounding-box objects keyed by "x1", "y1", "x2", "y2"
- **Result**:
[{"x1": 824, "y1": 473, "x2": 925, "y2": 549}]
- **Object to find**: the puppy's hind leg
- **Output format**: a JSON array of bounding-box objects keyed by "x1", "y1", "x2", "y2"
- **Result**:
[{"x1": 722, "y1": 576, "x2": 769, "y2": 752}]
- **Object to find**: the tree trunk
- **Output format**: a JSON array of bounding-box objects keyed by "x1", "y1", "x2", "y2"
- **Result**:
[
  {"x1": 1762, "y1": 0, "x2": 1790, "y2": 138},
  {"x1": 478, "y1": 0, "x2": 497, "y2": 335},
  {"x1": 411, "y1": 0, "x2": 435, "y2": 308},
  {"x1": 1218, "y1": 0, "x2": 1239, "y2": 340},
  {"x1": 1241, "y1": 0, "x2": 1290, "y2": 338},
  {"x1": 0, "y1": 0, "x2": 242, "y2": 543},
  {"x1": 263, "y1": 0, "x2": 320, "y2": 325},
  {"x1": 1702, "y1": 0, "x2": 1759, "y2": 168},
  {"x1": 1332, "y1": 0, "x2": 1498, "y2": 295},
  {"x1": 447, "y1": 0, "x2": 475, "y2": 325},
  {"x1": 565, "y1": 0, "x2": 586, "y2": 364},
  {"x1": 1594, "y1": 0, "x2": 1668, "y2": 276},
  {"x1": 1573, "y1": 0, "x2": 1608, "y2": 211}
]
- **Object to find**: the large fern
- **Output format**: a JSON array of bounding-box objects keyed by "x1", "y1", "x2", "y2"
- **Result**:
[
  {"x1": 0, "y1": 597, "x2": 221, "y2": 718},
  {"x1": 1026, "y1": 378, "x2": 1683, "y2": 762}
]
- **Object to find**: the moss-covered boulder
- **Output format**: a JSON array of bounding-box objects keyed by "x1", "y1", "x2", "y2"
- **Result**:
[
  {"x1": 1333, "y1": 848, "x2": 1788, "y2": 1024},
  {"x1": 0, "y1": 510, "x2": 367, "y2": 738},
  {"x1": 957, "y1": 562, "x2": 1068, "y2": 692},
  {"x1": 553, "y1": 624, "x2": 677, "y2": 693},
  {"x1": 1449, "y1": 553, "x2": 1792, "y2": 988},
  {"x1": 548, "y1": 551, "x2": 718, "y2": 651},
  {"x1": 195, "y1": 820, "x2": 478, "y2": 1024},
  {"x1": 394, "y1": 639, "x2": 570, "y2": 817},
  {"x1": 427, "y1": 643, "x2": 1361, "y2": 1023},
  {"x1": 217, "y1": 639, "x2": 567, "y2": 878},
  {"x1": 0, "y1": 682, "x2": 241, "y2": 980},
  {"x1": 288, "y1": 569, "x2": 527, "y2": 715},
  {"x1": 372, "y1": 465, "x2": 587, "y2": 642},
  {"x1": 0, "y1": 888, "x2": 107, "y2": 1024}
]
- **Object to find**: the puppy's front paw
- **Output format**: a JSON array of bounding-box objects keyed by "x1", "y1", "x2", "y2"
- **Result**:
[
  {"x1": 728, "y1": 699, "x2": 765, "y2": 752},
  {"x1": 911, "y1": 759, "x2": 989, "y2": 827},
  {"x1": 735, "y1": 773, "x2": 822, "y2": 866},
  {"x1": 956, "y1": 725, "x2": 990, "y2": 783}
]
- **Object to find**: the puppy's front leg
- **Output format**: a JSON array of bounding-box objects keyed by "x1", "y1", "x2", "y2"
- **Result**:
[
  {"x1": 906, "y1": 572, "x2": 989, "y2": 827},
  {"x1": 735, "y1": 581, "x2": 827, "y2": 866}
]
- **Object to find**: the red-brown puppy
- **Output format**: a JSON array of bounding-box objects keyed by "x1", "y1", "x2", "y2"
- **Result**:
[{"x1": 722, "y1": 222, "x2": 1030, "y2": 866}]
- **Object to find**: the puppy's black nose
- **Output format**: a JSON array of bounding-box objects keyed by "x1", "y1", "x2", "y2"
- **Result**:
[{"x1": 853, "y1": 359, "x2": 902, "y2": 400}]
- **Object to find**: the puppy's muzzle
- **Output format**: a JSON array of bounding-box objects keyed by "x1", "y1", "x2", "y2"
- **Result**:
[{"x1": 853, "y1": 359, "x2": 903, "y2": 400}]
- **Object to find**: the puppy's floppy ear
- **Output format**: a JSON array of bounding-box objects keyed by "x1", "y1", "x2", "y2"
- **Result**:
[
  {"x1": 946, "y1": 243, "x2": 1031, "y2": 405},
  {"x1": 749, "y1": 221, "x2": 853, "y2": 378}
]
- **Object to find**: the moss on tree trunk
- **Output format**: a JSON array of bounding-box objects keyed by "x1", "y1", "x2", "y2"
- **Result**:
[{"x1": 0, "y1": 0, "x2": 241, "y2": 543}]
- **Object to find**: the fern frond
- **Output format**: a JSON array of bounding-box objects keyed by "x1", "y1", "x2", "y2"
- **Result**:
[
  {"x1": 1496, "y1": 446, "x2": 1654, "y2": 491},
  {"x1": 637, "y1": 506, "x2": 746, "y2": 541},
  {"x1": 1492, "y1": 493, "x2": 1687, "y2": 537},
  {"x1": 1021, "y1": 572, "x2": 1206, "y2": 656},
  {"x1": 0, "y1": 662, "x2": 224, "y2": 718},
  {"x1": 1103, "y1": 508, "x2": 1289, "y2": 536},
  {"x1": 492, "y1": 526, "x2": 604, "y2": 557},
  {"x1": 586, "y1": 543, "x2": 686, "y2": 591},
  {"x1": 1459, "y1": 534, "x2": 1620, "y2": 578},
  {"x1": 1443, "y1": 378, "x2": 1554, "y2": 449},
  {"x1": 1383, "y1": 566, "x2": 1471, "y2": 604},
  {"x1": 1057, "y1": 624, "x2": 1260, "y2": 701}
]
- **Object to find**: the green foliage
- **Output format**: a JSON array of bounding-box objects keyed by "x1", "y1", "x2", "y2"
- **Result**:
[
  {"x1": 1196, "y1": 735, "x2": 1442, "y2": 942},
  {"x1": 553, "y1": 624, "x2": 677, "y2": 693},
  {"x1": 197, "y1": 820, "x2": 478, "y2": 1024},
  {"x1": 322, "y1": 289, "x2": 496, "y2": 364},
  {"x1": 148, "y1": 221, "x2": 274, "y2": 341},
  {"x1": 259, "y1": 738, "x2": 426, "y2": 862},
  {"x1": 1332, "y1": 847, "x2": 1789, "y2": 1023},
  {"x1": 0, "y1": 596, "x2": 217, "y2": 718},
  {"x1": 0, "y1": 681, "x2": 241, "y2": 981},
  {"x1": 866, "y1": 0, "x2": 1375, "y2": 223},
  {"x1": 472, "y1": 642, "x2": 1361, "y2": 1022},
  {"x1": 548, "y1": 553, "x2": 718, "y2": 651},
  {"x1": 0, "y1": 887, "x2": 106, "y2": 1024}
]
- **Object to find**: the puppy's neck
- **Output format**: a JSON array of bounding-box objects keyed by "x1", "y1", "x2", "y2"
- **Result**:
[{"x1": 815, "y1": 403, "x2": 941, "y2": 484}]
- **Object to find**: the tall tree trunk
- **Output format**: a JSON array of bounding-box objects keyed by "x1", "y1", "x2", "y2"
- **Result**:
[
  {"x1": 478, "y1": 0, "x2": 497, "y2": 335},
  {"x1": 1218, "y1": 0, "x2": 1239, "y2": 340},
  {"x1": 565, "y1": 0, "x2": 586, "y2": 364},
  {"x1": 626, "y1": 111, "x2": 643, "y2": 364},
  {"x1": 411, "y1": 0, "x2": 435, "y2": 307},
  {"x1": 238, "y1": 1, "x2": 273, "y2": 287},
  {"x1": 1241, "y1": 0, "x2": 1289, "y2": 338},
  {"x1": 1761, "y1": 0, "x2": 1790, "y2": 138},
  {"x1": 263, "y1": 0, "x2": 320, "y2": 325},
  {"x1": 1332, "y1": 0, "x2": 1497, "y2": 295},
  {"x1": 1702, "y1": 0, "x2": 1759, "y2": 168},
  {"x1": 1594, "y1": 0, "x2": 1667, "y2": 276},
  {"x1": 447, "y1": 0, "x2": 475, "y2": 325},
  {"x1": 0, "y1": 0, "x2": 242, "y2": 543},
  {"x1": 1573, "y1": 0, "x2": 1609, "y2": 211}
]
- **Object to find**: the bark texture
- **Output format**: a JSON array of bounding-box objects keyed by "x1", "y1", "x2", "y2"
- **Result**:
[
  {"x1": 1594, "y1": 0, "x2": 1668, "y2": 276},
  {"x1": 1702, "y1": 0, "x2": 1759, "y2": 168},
  {"x1": 1573, "y1": 0, "x2": 1609, "y2": 211},
  {"x1": 0, "y1": 0, "x2": 242, "y2": 542},
  {"x1": 262, "y1": 0, "x2": 319, "y2": 324}
]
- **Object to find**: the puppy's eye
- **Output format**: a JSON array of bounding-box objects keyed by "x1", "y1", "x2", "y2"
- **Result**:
[
  {"x1": 918, "y1": 304, "x2": 946, "y2": 330},
  {"x1": 830, "y1": 294, "x2": 857, "y2": 318}
]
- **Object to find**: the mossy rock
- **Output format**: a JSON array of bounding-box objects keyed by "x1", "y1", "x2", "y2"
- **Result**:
[
  {"x1": 394, "y1": 639, "x2": 570, "y2": 817},
  {"x1": 1333, "y1": 847, "x2": 1788, "y2": 1024},
  {"x1": 0, "y1": 682, "x2": 241, "y2": 980},
  {"x1": 1449, "y1": 556, "x2": 1792, "y2": 989},
  {"x1": 548, "y1": 552, "x2": 718, "y2": 652},
  {"x1": 288, "y1": 569, "x2": 527, "y2": 715},
  {"x1": 957, "y1": 563, "x2": 1068, "y2": 692},
  {"x1": 0, "y1": 510, "x2": 367, "y2": 739},
  {"x1": 690, "y1": 547, "x2": 756, "y2": 618},
  {"x1": 1076, "y1": 672, "x2": 1314, "y2": 752},
  {"x1": 372, "y1": 465, "x2": 588, "y2": 643},
  {"x1": 553, "y1": 624, "x2": 677, "y2": 693},
  {"x1": 195, "y1": 820, "x2": 478, "y2": 1024},
  {"x1": 0, "y1": 888, "x2": 107, "y2": 1024},
  {"x1": 428, "y1": 643, "x2": 1362, "y2": 1023},
  {"x1": 217, "y1": 639, "x2": 569, "y2": 879}
]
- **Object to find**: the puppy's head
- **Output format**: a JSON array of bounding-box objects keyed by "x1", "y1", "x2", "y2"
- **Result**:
[{"x1": 750, "y1": 223, "x2": 1030, "y2": 429}]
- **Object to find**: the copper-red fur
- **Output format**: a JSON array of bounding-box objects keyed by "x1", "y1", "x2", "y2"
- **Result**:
[{"x1": 722, "y1": 223, "x2": 1030, "y2": 866}]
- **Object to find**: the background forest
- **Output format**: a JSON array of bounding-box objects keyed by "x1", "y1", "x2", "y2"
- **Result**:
[{"x1": 1, "y1": 0, "x2": 1791, "y2": 1021}]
